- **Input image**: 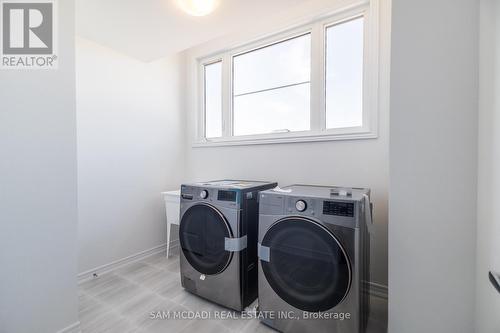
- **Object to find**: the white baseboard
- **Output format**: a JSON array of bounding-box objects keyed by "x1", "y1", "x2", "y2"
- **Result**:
[
  {"x1": 369, "y1": 282, "x2": 388, "y2": 299},
  {"x1": 78, "y1": 243, "x2": 171, "y2": 283},
  {"x1": 56, "y1": 321, "x2": 81, "y2": 333},
  {"x1": 168, "y1": 239, "x2": 180, "y2": 253}
]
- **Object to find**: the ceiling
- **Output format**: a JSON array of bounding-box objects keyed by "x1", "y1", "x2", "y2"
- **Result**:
[{"x1": 76, "y1": 0, "x2": 310, "y2": 61}]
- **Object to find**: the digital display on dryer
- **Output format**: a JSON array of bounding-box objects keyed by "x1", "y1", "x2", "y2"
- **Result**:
[
  {"x1": 217, "y1": 190, "x2": 237, "y2": 202},
  {"x1": 323, "y1": 201, "x2": 354, "y2": 217}
]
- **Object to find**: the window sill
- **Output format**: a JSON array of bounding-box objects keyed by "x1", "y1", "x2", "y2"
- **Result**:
[{"x1": 192, "y1": 130, "x2": 378, "y2": 148}]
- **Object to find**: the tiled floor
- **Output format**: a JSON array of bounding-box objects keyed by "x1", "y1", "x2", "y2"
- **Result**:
[{"x1": 78, "y1": 251, "x2": 388, "y2": 333}]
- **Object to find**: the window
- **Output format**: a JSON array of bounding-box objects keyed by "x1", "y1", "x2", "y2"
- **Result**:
[
  {"x1": 326, "y1": 17, "x2": 364, "y2": 129},
  {"x1": 197, "y1": 3, "x2": 378, "y2": 146},
  {"x1": 233, "y1": 34, "x2": 311, "y2": 136}
]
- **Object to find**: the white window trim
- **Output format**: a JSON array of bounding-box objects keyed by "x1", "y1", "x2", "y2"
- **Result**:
[{"x1": 194, "y1": 0, "x2": 379, "y2": 147}]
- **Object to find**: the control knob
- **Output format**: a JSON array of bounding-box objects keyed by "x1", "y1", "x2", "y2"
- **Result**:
[{"x1": 295, "y1": 200, "x2": 307, "y2": 212}]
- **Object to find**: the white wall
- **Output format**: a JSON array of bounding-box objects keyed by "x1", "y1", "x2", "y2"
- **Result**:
[
  {"x1": 183, "y1": 0, "x2": 391, "y2": 286},
  {"x1": 476, "y1": 1, "x2": 500, "y2": 332},
  {"x1": 76, "y1": 37, "x2": 185, "y2": 274},
  {"x1": 389, "y1": 0, "x2": 479, "y2": 332},
  {"x1": 0, "y1": 1, "x2": 79, "y2": 332}
]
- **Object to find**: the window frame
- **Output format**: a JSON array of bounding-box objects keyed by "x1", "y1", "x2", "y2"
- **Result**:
[{"x1": 195, "y1": 0, "x2": 379, "y2": 147}]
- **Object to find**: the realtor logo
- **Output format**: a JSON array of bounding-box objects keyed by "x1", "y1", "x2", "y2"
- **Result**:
[{"x1": 1, "y1": 0, "x2": 57, "y2": 69}]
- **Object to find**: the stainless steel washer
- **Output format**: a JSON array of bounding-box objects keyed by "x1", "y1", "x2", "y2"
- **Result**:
[
  {"x1": 257, "y1": 185, "x2": 373, "y2": 333},
  {"x1": 179, "y1": 180, "x2": 277, "y2": 311}
]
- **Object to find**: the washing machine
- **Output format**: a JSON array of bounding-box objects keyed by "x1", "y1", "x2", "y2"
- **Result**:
[
  {"x1": 179, "y1": 180, "x2": 277, "y2": 311},
  {"x1": 257, "y1": 185, "x2": 373, "y2": 333}
]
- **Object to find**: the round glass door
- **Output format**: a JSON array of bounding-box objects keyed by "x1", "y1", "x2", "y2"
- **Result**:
[
  {"x1": 261, "y1": 217, "x2": 351, "y2": 312},
  {"x1": 180, "y1": 204, "x2": 232, "y2": 275}
]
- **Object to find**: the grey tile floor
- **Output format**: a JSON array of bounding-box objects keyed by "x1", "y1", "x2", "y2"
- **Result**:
[{"x1": 78, "y1": 251, "x2": 388, "y2": 333}]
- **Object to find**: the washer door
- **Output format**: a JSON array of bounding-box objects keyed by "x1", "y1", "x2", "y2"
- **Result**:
[
  {"x1": 180, "y1": 203, "x2": 233, "y2": 275},
  {"x1": 261, "y1": 217, "x2": 351, "y2": 312}
]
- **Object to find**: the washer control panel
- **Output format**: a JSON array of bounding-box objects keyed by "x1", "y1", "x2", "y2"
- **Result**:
[
  {"x1": 282, "y1": 196, "x2": 357, "y2": 220},
  {"x1": 181, "y1": 185, "x2": 239, "y2": 209},
  {"x1": 259, "y1": 185, "x2": 366, "y2": 229}
]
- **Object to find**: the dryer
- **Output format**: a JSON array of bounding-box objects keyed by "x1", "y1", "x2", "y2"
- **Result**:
[
  {"x1": 179, "y1": 180, "x2": 277, "y2": 311},
  {"x1": 257, "y1": 185, "x2": 373, "y2": 333}
]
